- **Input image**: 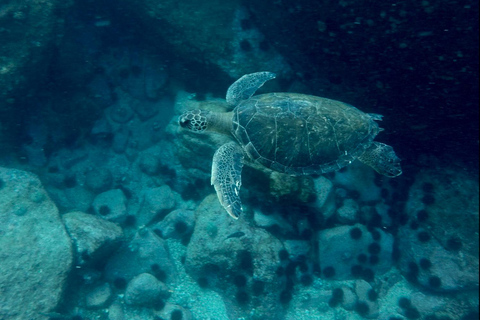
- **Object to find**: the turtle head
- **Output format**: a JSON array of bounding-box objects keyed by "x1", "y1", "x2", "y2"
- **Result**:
[{"x1": 179, "y1": 110, "x2": 211, "y2": 133}]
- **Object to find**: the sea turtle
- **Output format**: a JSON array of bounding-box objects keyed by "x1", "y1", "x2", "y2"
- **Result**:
[{"x1": 179, "y1": 72, "x2": 402, "y2": 219}]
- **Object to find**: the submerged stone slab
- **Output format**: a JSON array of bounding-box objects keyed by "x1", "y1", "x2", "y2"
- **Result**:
[
  {"x1": 117, "y1": 0, "x2": 291, "y2": 78},
  {"x1": 63, "y1": 211, "x2": 124, "y2": 267},
  {"x1": 399, "y1": 166, "x2": 479, "y2": 292},
  {"x1": 0, "y1": 167, "x2": 73, "y2": 320}
]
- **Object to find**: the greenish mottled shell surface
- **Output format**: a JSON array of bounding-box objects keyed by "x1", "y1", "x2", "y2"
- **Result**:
[{"x1": 232, "y1": 92, "x2": 380, "y2": 175}]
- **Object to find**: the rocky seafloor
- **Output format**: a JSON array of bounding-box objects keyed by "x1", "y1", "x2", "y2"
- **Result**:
[
  {"x1": 0, "y1": 1, "x2": 478, "y2": 320},
  {"x1": 1, "y1": 124, "x2": 478, "y2": 320}
]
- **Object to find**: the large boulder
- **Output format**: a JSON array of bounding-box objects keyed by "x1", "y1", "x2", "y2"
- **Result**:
[
  {"x1": 397, "y1": 166, "x2": 479, "y2": 292},
  {"x1": 124, "y1": 273, "x2": 171, "y2": 307},
  {"x1": 136, "y1": 185, "x2": 178, "y2": 226},
  {"x1": 84, "y1": 282, "x2": 113, "y2": 309},
  {"x1": 151, "y1": 209, "x2": 195, "y2": 240},
  {"x1": 185, "y1": 194, "x2": 284, "y2": 319},
  {"x1": 63, "y1": 211, "x2": 124, "y2": 267},
  {"x1": 0, "y1": 167, "x2": 73, "y2": 320},
  {"x1": 318, "y1": 224, "x2": 394, "y2": 281},
  {"x1": 116, "y1": 0, "x2": 291, "y2": 78},
  {"x1": 104, "y1": 229, "x2": 178, "y2": 286}
]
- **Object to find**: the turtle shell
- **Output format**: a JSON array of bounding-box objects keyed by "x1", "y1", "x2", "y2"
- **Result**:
[{"x1": 232, "y1": 92, "x2": 380, "y2": 175}]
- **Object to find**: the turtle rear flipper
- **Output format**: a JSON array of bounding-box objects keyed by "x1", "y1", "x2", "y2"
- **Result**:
[
  {"x1": 358, "y1": 142, "x2": 402, "y2": 177},
  {"x1": 226, "y1": 71, "x2": 276, "y2": 107},
  {"x1": 211, "y1": 142, "x2": 244, "y2": 219}
]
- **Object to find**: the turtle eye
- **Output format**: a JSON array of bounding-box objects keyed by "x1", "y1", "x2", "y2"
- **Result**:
[
  {"x1": 179, "y1": 117, "x2": 191, "y2": 129},
  {"x1": 179, "y1": 113, "x2": 195, "y2": 130},
  {"x1": 179, "y1": 110, "x2": 208, "y2": 132}
]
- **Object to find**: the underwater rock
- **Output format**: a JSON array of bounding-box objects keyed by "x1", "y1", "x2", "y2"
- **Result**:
[
  {"x1": 336, "y1": 198, "x2": 360, "y2": 224},
  {"x1": 132, "y1": 99, "x2": 159, "y2": 121},
  {"x1": 152, "y1": 209, "x2": 195, "y2": 239},
  {"x1": 333, "y1": 161, "x2": 382, "y2": 203},
  {"x1": 107, "y1": 301, "x2": 125, "y2": 320},
  {"x1": 85, "y1": 167, "x2": 114, "y2": 193},
  {"x1": 47, "y1": 182, "x2": 94, "y2": 213},
  {"x1": 124, "y1": 273, "x2": 171, "y2": 307},
  {"x1": 131, "y1": 141, "x2": 178, "y2": 185},
  {"x1": 318, "y1": 224, "x2": 393, "y2": 281},
  {"x1": 253, "y1": 208, "x2": 295, "y2": 235},
  {"x1": 341, "y1": 286, "x2": 357, "y2": 311},
  {"x1": 137, "y1": 185, "x2": 178, "y2": 226},
  {"x1": 116, "y1": 0, "x2": 291, "y2": 78},
  {"x1": 112, "y1": 126, "x2": 130, "y2": 154},
  {"x1": 313, "y1": 176, "x2": 335, "y2": 212},
  {"x1": 377, "y1": 273, "x2": 479, "y2": 319},
  {"x1": 354, "y1": 280, "x2": 379, "y2": 318},
  {"x1": 91, "y1": 116, "x2": 113, "y2": 138},
  {"x1": 85, "y1": 282, "x2": 113, "y2": 309},
  {"x1": 398, "y1": 166, "x2": 479, "y2": 292},
  {"x1": 108, "y1": 96, "x2": 135, "y2": 124},
  {"x1": 92, "y1": 189, "x2": 128, "y2": 223},
  {"x1": 283, "y1": 240, "x2": 310, "y2": 261},
  {"x1": 185, "y1": 194, "x2": 284, "y2": 320},
  {"x1": 0, "y1": 167, "x2": 73, "y2": 320},
  {"x1": 22, "y1": 140, "x2": 48, "y2": 168},
  {"x1": 143, "y1": 61, "x2": 168, "y2": 100},
  {"x1": 63, "y1": 211, "x2": 124, "y2": 267},
  {"x1": 104, "y1": 228, "x2": 178, "y2": 286},
  {"x1": 138, "y1": 153, "x2": 162, "y2": 176},
  {"x1": 113, "y1": 51, "x2": 168, "y2": 102},
  {"x1": 154, "y1": 304, "x2": 193, "y2": 320},
  {"x1": 109, "y1": 108, "x2": 172, "y2": 152}
]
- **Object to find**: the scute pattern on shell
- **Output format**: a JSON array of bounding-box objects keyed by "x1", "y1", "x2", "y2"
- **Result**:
[{"x1": 232, "y1": 93, "x2": 380, "y2": 175}]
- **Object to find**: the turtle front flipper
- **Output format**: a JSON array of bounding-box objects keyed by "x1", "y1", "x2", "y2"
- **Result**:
[
  {"x1": 211, "y1": 142, "x2": 245, "y2": 219},
  {"x1": 358, "y1": 142, "x2": 402, "y2": 177},
  {"x1": 226, "y1": 71, "x2": 276, "y2": 107}
]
